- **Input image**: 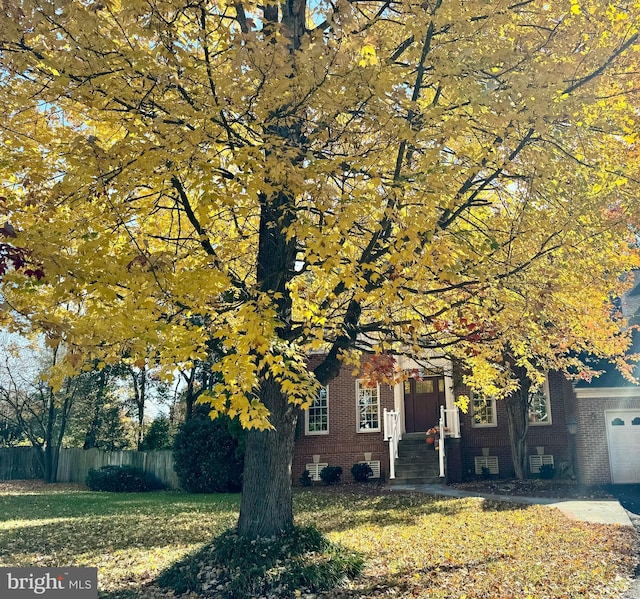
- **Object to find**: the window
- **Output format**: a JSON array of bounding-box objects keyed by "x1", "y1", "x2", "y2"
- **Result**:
[
  {"x1": 472, "y1": 396, "x2": 497, "y2": 427},
  {"x1": 357, "y1": 380, "x2": 380, "y2": 432},
  {"x1": 306, "y1": 386, "x2": 329, "y2": 435},
  {"x1": 528, "y1": 379, "x2": 551, "y2": 425}
]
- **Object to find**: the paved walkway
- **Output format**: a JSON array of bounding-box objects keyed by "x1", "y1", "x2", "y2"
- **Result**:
[{"x1": 388, "y1": 483, "x2": 633, "y2": 526}]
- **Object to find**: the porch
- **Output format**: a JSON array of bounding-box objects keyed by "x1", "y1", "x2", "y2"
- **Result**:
[{"x1": 384, "y1": 405, "x2": 462, "y2": 484}]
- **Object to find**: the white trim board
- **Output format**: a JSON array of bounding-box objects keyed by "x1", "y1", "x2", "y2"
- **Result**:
[{"x1": 574, "y1": 387, "x2": 640, "y2": 399}]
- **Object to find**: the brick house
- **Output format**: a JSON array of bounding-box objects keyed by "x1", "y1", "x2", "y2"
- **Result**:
[
  {"x1": 571, "y1": 280, "x2": 640, "y2": 485},
  {"x1": 293, "y1": 356, "x2": 575, "y2": 485},
  {"x1": 293, "y1": 276, "x2": 640, "y2": 486},
  {"x1": 293, "y1": 355, "x2": 397, "y2": 484}
]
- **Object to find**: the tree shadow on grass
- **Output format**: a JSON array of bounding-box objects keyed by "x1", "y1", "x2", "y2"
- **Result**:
[
  {"x1": 316, "y1": 552, "x2": 511, "y2": 598},
  {"x1": 480, "y1": 498, "x2": 532, "y2": 513},
  {"x1": 99, "y1": 590, "x2": 140, "y2": 599},
  {"x1": 0, "y1": 511, "x2": 236, "y2": 568},
  {"x1": 294, "y1": 489, "x2": 469, "y2": 534}
]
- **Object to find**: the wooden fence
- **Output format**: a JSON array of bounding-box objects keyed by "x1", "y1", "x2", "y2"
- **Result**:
[
  {"x1": 0, "y1": 447, "x2": 42, "y2": 480},
  {"x1": 0, "y1": 447, "x2": 180, "y2": 489}
]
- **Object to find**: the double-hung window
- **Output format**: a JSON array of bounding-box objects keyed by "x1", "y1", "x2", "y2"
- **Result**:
[
  {"x1": 357, "y1": 380, "x2": 380, "y2": 432},
  {"x1": 305, "y1": 386, "x2": 329, "y2": 435},
  {"x1": 472, "y1": 396, "x2": 497, "y2": 427},
  {"x1": 528, "y1": 378, "x2": 552, "y2": 425}
]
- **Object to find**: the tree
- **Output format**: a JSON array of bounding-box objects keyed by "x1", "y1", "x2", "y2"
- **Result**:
[
  {"x1": 65, "y1": 363, "x2": 133, "y2": 451},
  {"x1": 1, "y1": 0, "x2": 639, "y2": 537},
  {"x1": 106, "y1": 353, "x2": 172, "y2": 450},
  {"x1": 175, "y1": 331, "x2": 223, "y2": 421},
  {"x1": 0, "y1": 341, "x2": 93, "y2": 481},
  {"x1": 65, "y1": 362, "x2": 133, "y2": 451},
  {"x1": 141, "y1": 415, "x2": 173, "y2": 451}
]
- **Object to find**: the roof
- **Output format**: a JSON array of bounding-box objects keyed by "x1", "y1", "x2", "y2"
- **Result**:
[{"x1": 574, "y1": 329, "x2": 640, "y2": 389}]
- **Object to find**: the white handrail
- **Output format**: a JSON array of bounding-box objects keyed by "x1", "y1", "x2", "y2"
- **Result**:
[
  {"x1": 383, "y1": 408, "x2": 400, "y2": 479},
  {"x1": 441, "y1": 406, "x2": 461, "y2": 438},
  {"x1": 439, "y1": 406, "x2": 446, "y2": 478}
]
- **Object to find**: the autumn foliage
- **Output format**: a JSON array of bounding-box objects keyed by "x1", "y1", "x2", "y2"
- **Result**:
[{"x1": 0, "y1": 0, "x2": 639, "y2": 536}]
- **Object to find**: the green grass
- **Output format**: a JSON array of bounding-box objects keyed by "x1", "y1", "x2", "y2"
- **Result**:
[
  {"x1": 0, "y1": 482, "x2": 636, "y2": 598},
  {"x1": 0, "y1": 484, "x2": 238, "y2": 595}
]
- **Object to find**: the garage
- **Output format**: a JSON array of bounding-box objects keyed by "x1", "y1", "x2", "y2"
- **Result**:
[{"x1": 606, "y1": 410, "x2": 640, "y2": 484}]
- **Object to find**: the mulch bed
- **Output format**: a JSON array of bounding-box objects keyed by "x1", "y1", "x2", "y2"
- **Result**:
[{"x1": 449, "y1": 478, "x2": 614, "y2": 500}]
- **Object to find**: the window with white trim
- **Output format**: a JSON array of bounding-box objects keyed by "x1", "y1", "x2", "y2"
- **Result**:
[
  {"x1": 357, "y1": 380, "x2": 380, "y2": 432},
  {"x1": 472, "y1": 396, "x2": 497, "y2": 427},
  {"x1": 305, "y1": 386, "x2": 329, "y2": 435},
  {"x1": 528, "y1": 378, "x2": 552, "y2": 425}
]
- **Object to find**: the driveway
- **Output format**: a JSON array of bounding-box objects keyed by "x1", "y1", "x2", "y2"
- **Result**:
[
  {"x1": 608, "y1": 485, "x2": 640, "y2": 520},
  {"x1": 607, "y1": 486, "x2": 640, "y2": 599}
]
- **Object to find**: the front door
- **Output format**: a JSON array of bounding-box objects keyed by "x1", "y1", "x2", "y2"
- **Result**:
[{"x1": 404, "y1": 376, "x2": 446, "y2": 433}]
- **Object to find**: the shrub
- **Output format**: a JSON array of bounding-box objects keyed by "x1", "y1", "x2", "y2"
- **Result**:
[
  {"x1": 351, "y1": 462, "x2": 373, "y2": 483},
  {"x1": 157, "y1": 525, "x2": 363, "y2": 598},
  {"x1": 319, "y1": 465, "x2": 342, "y2": 485},
  {"x1": 300, "y1": 469, "x2": 313, "y2": 487},
  {"x1": 539, "y1": 464, "x2": 555, "y2": 480},
  {"x1": 173, "y1": 413, "x2": 245, "y2": 493},
  {"x1": 85, "y1": 465, "x2": 164, "y2": 492}
]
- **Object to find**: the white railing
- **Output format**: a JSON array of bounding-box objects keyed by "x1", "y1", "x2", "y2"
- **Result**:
[
  {"x1": 383, "y1": 408, "x2": 400, "y2": 480},
  {"x1": 438, "y1": 405, "x2": 461, "y2": 478},
  {"x1": 441, "y1": 406, "x2": 461, "y2": 438}
]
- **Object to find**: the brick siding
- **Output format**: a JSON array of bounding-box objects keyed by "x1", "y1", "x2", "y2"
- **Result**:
[
  {"x1": 457, "y1": 371, "x2": 571, "y2": 479},
  {"x1": 575, "y1": 394, "x2": 640, "y2": 485},
  {"x1": 292, "y1": 356, "x2": 395, "y2": 484}
]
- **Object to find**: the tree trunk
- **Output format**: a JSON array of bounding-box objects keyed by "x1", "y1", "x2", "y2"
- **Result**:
[
  {"x1": 44, "y1": 386, "x2": 57, "y2": 483},
  {"x1": 43, "y1": 445, "x2": 56, "y2": 483},
  {"x1": 237, "y1": 378, "x2": 299, "y2": 538},
  {"x1": 504, "y1": 364, "x2": 532, "y2": 480},
  {"x1": 129, "y1": 366, "x2": 147, "y2": 450},
  {"x1": 505, "y1": 393, "x2": 528, "y2": 479},
  {"x1": 83, "y1": 367, "x2": 108, "y2": 449},
  {"x1": 182, "y1": 367, "x2": 196, "y2": 421},
  {"x1": 235, "y1": 181, "x2": 299, "y2": 538}
]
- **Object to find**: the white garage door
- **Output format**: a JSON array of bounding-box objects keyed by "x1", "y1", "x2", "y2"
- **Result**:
[{"x1": 606, "y1": 410, "x2": 640, "y2": 483}]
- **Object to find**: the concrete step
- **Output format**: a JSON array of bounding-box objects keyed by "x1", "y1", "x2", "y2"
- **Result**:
[
  {"x1": 397, "y1": 447, "x2": 439, "y2": 459},
  {"x1": 396, "y1": 460, "x2": 440, "y2": 474},
  {"x1": 389, "y1": 475, "x2": 443, "y2": 485},
  {"x1": 393, "y1": 435, "x2": 443, "y2": 484},
  {"x1": 398, "y1": 437, "x2": 430, "y2": 446},
  {"x1": 402, "y1": 432, "x2": 429, "y2": 441}
]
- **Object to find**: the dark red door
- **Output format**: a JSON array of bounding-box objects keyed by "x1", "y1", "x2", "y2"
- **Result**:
[{"x1": 404, "y1": 376, "x2": 445, "y2": 432}]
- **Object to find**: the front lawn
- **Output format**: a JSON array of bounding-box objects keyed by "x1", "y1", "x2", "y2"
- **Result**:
[{"x1": 0, "y1": 481, "x2": 636, "y2": 598}]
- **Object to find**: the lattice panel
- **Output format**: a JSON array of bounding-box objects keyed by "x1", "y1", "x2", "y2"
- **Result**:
[{"x1": 474, "y1": 456, "x2": 499, "y2": 475}]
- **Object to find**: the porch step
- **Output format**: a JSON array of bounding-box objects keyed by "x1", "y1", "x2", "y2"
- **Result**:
[
  {"x1": 398, "y1": 442, "x2": 439, "y2": 458},
  {"x1": 389, "y1": 437, "x2": 444, "y2": 486},
  {"x1": 390, "y1": 475, "x2": 443, "y2": 485},
  {"x1": 394, "y1": 462, "x2": 440, "y2": 477},
  {"x1": 402, "y1": 432, "x2": 428, "y2": 441}
]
